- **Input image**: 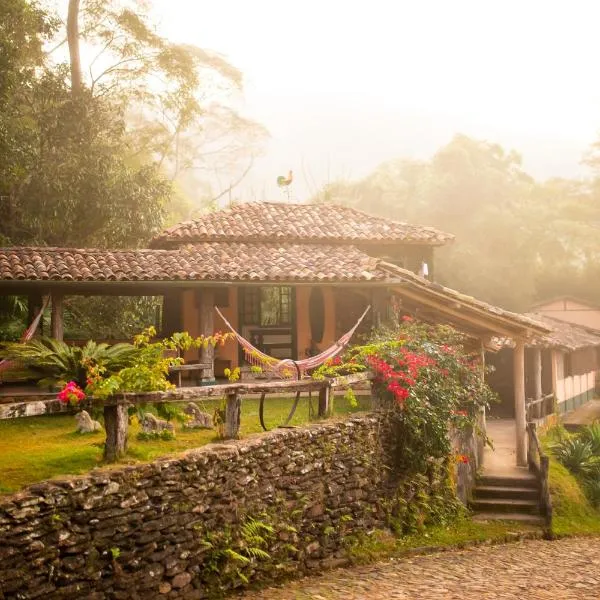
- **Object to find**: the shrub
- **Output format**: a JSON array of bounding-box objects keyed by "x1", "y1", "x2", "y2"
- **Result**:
[
  {"x1": 550, "y1": 437, "x2": 594, "y2": 476},
  {"x1": 579, "y1": 422, "x2": 600, "y2": 455}
]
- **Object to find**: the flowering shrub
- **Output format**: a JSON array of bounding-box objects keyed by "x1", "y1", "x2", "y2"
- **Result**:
[
  {"x1": 317, "y1": 318, "x2": 496, "y2": 475},
  {"x1": 57, "y1": 381, "x2": 86, "y2": 406}
]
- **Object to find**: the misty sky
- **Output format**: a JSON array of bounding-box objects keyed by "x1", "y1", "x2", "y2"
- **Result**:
[{"x1": 153, "y1": 0, "x2": 600, "y2": 202}]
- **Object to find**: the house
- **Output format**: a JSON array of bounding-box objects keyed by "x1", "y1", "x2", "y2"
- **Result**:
[
  {"x1": 531, "y1": 296, "x2": 600, "y2": 331},
  {"x1": 487, "y1": 313, "x2": 600, "y2": 419},
  {"x1": 0, "y1": 202, "x2": 551, "y2": 465}
]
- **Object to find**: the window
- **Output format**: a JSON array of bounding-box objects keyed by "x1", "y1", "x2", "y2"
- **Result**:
[{"x1": 242, "y1": 287, "x2": 292, "y2": 326}]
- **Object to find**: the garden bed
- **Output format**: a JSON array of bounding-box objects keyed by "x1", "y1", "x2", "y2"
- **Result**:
[{"x1": 0, "y1": 394, "x2": 370, "y2": 494}]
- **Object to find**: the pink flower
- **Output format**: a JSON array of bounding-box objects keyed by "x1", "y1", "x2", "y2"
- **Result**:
[{"x1": 57, "y1": 381, "x2": 86, "y2": 405}]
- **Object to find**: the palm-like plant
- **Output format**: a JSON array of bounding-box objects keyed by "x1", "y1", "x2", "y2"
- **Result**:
[
  {"x1": 550, "y1": 437, "x2": 597, "y2": 478},
  {"x1": 0, "y1": 337, "x2": 138, "y2": 387},
  {"x1": 579, "y1": 422, "x2": 600, "y2": 455}
]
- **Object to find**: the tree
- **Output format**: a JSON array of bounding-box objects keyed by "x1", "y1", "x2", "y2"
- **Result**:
[
  {"x1": 312, "y1": 135, "x2": 592, "y2": 312},
  {"x1": 62, "y1": 0, "x2": 268, "y2": 213}
]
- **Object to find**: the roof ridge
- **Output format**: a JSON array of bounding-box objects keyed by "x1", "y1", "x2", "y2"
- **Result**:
[{"x1": 149, "y1": 202, "x2": 454, "y2": 247}]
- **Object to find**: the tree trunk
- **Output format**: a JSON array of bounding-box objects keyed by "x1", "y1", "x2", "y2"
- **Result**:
[{"x1": 67, "y1": 0, "x2": 82, "y2": 95}]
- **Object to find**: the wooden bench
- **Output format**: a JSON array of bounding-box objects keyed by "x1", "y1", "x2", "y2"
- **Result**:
[{"x1": 169, "y1": 362, "x2": 212, "y2": 387}]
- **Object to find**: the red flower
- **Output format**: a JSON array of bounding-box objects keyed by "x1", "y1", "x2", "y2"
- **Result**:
[{"x1": 452, "y1": 410, "x2": 468, "y2": 417}]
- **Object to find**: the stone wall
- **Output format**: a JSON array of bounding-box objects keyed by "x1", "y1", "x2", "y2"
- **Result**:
[{"x1": 0, "y1": 415, "x2": 453, "y2": 599}]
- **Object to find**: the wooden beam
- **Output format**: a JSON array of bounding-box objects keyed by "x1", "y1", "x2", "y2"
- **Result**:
[
  {"x1": 199, "y1": 288, "x2": 215, "y2": 383},
  {"x1": 392, "y1": 287, "x2": 531, "y2": 339},
  {"x1": 50, "y1": 292, "x2": 64, "y2": 340},
  {"x1": 514, "y1": 341, "x2": 527, "y2": 466}
]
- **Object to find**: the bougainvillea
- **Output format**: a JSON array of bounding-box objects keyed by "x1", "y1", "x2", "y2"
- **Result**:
[{"x1": 314, "y1": 316, "x2": 496, "y2": 474}]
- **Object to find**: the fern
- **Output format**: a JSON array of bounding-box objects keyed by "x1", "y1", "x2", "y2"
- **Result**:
[
  {"x1": 224, "y1": 548, "x2": 250, "y2": 564},
  {"x1": 244, "y1": 547, "x2": 270, "y2": 561}
]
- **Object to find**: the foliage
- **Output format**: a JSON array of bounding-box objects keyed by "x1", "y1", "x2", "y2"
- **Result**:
[
  {"x1": 312, "y1": 134, "x2": 600, "y2": 311},
  {"x1": 0, "y1": 337, "x2": 138, "y2": 388},
  {"x1": 65, "y1": 0, "x2": 266, "y2": 217},
  {"x1": 578, "y1": 422, "x2": 600, "y2": 455},
  {"x1": 547, "y1": 424, "x2": 600, "y2": 509},
  {"x1": 86, "y1": 326, "x2": 233, "y2": 399},
  {"x1": 319, "y1": 316, "x2": 494, "y2": 474}
]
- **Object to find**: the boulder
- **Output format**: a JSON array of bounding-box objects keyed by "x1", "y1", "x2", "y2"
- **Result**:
[
  {"x1": 183, "y1": 403, "x2": 213, "y2": 429},
  {"x1": 141, "y1": 412, "x2": 174, "y2": 434},
  {"x1": 75, "y1": 410, "x2": 102, "y2": 433}
]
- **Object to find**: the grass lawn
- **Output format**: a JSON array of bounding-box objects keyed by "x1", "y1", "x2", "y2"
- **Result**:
[{"x1": 0, "y1": 393, "x2": 370, "y2": 495}]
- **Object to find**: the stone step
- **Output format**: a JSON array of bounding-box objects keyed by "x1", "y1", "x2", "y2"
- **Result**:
[
  {"x1": 474, "y1": 485, "x2": 539, "y2": 501},
  {"x1": 472, "y1": 512, "x2": 546, "y2": 525},
  {"x1": 470, "y1": 498, "x2": 540, "y2": 515},
  {"x1": 477, "y1": 474, "x2": 538, "y2": 489}
]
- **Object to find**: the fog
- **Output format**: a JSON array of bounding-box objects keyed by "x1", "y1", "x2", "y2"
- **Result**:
[{"x1": 153, "y1": 0, "x2": 600, "y2": 200}]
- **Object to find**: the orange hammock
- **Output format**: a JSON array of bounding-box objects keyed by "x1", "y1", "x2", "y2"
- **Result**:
[
  {"x1": 0, "y1": 296, "x2": 50, "y2": 378},
  {"x1": 215, "y1": 305, "x2": 370, "y2": 380}
]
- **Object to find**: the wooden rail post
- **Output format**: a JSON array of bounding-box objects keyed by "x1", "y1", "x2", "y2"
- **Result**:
[
  {"x1": 318, "y1": 383, "x2": 330, "y2": 418},
  {"x1": 224, "y1": 391, "x2": 241, "y2": 439},
  {"x1": 104, "y1": 403, "x2": 129, "y2": 462}
]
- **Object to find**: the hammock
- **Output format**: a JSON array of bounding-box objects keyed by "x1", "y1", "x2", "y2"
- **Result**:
[
  {"x1": 215, "y1": 305, "x2": 370, "y2": 380},
  {"x1": 0, "y1": 296, "x2": 50, "y2": 378}
]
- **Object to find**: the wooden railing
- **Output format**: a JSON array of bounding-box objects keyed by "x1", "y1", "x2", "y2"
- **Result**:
[
  {"x1": 526, "y1": 421, "x2": 552, "y2": 533},
  {"x1": 526, "y1": 393, "x2": 555, "y2": 422}
]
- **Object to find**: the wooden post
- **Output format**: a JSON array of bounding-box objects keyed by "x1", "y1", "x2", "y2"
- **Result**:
[
  {"x1": 532, "y1": 347, "x2": 542, "y2": 419},
  {"x1": 199, "y1": 288, "x2": 215, "y2": 383},
  {"x1": 318, "y1": 384, "x2": 330, "y2": 418},
  {"x1": 514, "y1": 341, "x2": 527, "y2": 466},
  {"x1": 224, "y1": 391, "x2": 241, "y2": 439},
  {"x1": 50, "y1": 292, "x2": 64, "y2": 340},
  {"x1": 551, "y1": 349, "x2": 559, "y2": 404},
  {"x1": 27, "y1": 294, "x2": 43, "y2": 336},
  {"x1": 103, "y1": 404, "x2": 128, "y2": 462}
]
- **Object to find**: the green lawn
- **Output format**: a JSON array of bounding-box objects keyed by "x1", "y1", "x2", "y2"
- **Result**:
[{"x1": 0, "y1": 393, "x2": 370, "y2": 495}]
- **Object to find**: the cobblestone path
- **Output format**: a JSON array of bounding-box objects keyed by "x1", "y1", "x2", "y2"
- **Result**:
[{"x1": 241, "y1": 537, "x2": 600, "y2": 599}]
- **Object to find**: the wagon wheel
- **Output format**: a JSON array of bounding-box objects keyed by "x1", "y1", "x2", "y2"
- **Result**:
[{"x1": 259, "y1": 391, "x2": 302, "y2": 431}]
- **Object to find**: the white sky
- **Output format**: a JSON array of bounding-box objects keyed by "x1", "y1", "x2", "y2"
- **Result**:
[{"x1": 152, "y1": 0, "x2": 600, "y2": 201}]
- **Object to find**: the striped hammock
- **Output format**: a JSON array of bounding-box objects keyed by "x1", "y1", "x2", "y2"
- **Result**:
[
  {"x1": 0, "y1": 295, "x2": 50, "y2": 377},
  {"x1": 215, "y1": 305, "x2": 370, "y2": 380}
]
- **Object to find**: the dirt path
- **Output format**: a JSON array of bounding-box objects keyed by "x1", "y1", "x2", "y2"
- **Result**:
[{"x1": 240, "y1": 537, "x2": 600, "y2": 599}]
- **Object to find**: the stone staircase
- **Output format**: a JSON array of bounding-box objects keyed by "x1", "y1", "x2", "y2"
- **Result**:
[{"x1": 470, "y1": 473, "x2": 545, "y2": 525}]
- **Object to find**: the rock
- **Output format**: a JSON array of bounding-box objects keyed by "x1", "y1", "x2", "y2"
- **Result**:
[
  {"x1": 75, "y1": 410, "x2": 102, "y2": 433},
  {"x1": 183, "y1": 403, "x2": 213, "y2": 429},
  {"x1": 158, "y1": 581, "x2": 172, "y2": 594},
  {"x1": 171, "y1": 572, "x2": 192, "y2": 589},
  {"x1": 141, "y1": 413, "x2": 175, "y2": 434}
]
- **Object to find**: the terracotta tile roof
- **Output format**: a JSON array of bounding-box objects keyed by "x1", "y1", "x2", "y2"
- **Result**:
[
  {"x1": 378, "y1": 262, "x2": 551, "y2": 337},
  {"x1": 524, "y1": 313, "x2": 600, "y2": 351},
  {"x1": 0, "y1": 244, "x2": 386, "y2": 284},
  {"x1": 150, "y1": 202, "x2": 454, "y2": 248}
]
